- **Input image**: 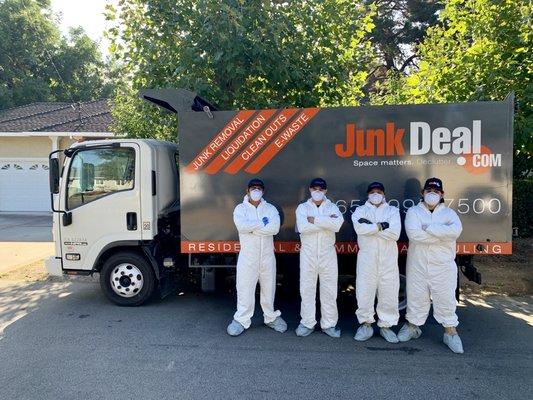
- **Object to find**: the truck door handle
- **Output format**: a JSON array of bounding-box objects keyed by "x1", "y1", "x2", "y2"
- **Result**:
[{"x1": 126, "y1": 212, "x2": 137, "y2": 231}]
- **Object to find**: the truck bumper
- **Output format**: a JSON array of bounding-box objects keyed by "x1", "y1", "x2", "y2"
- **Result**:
[{"x1": 45, "y1": 256, "x2": 63, "y2": 276}]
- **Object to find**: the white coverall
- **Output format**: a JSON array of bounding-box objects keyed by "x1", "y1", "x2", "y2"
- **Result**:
[
  {"x1": 405, "y1": 202, "x2": 463, "y2": 327},
  {"x1": 296, "y1": 198, "x2": 344, "y2": 329},
  {"x1": 352, "y1": 200, "x2": 401, "y2": 328},
  {"x1": 233, "y1": 195, "x2": 281, "y2": 329}
]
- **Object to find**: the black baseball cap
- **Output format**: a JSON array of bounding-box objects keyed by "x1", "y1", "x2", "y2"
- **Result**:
[
  {"x1": 423, "y1": 177, "x2": 443, "y2": 191},
  {"x1": 309, "y1": 177, "x2": 327, "y2": 190},
  {"x1": 247, "y1": 178, "x2": 265, "y2": 189},
  {"x1": 367, "y1": 181, "x2": 385, "y2": 193}
]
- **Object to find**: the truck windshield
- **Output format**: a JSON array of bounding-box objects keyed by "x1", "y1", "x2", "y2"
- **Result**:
[{"x1": 66, "y1": 147, "x2": 135, "y2": 210}]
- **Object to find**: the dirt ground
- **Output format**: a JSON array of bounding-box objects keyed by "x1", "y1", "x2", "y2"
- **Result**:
[
  {"x1": 461, "y1": 237, "x2": 532, "y2": 297},
  {"x1": 0, "y1": 238, "x2": 531, "y2": 297},
  {"x1": 0, "y1": 259, "x2": 50, "y2": 282}
]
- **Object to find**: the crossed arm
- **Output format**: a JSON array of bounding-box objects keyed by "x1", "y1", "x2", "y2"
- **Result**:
[
  {"x1": 405, "y1": 208, "x2": 462, "y2": 243},
  {"x1": 351, "y1": 207, "x2": 379, "y2": 236},
  {"x1": 234, "y1": 205, "x2": 281, "y2": 236},
  {"x1": 405, "y1": 209, "x2": 441, "y2": 244},
  {"x1": 314, "y1": 205, "x2": 344, "y2": 233},
  {"x1": 377, "y1": 208, "x2": 401, "y2": 241},
  {"x1": 352, "y1": 207, "x2": 401, "y2": 241},
  {"x1": 253, "y1": 207, "x2": 280, "y2": 236},
  {"x1": 233, "y1": 206, "x2": 263, "y2": 233},
  {"x1": 425, "y1": 211, "x2": 462, "y2": 240},
  {"x1": 296, "y1": 204, "x2": 344, "y2": 234},
  {"x1": 296, "y1": 204, "x2": 321, "y2": 234}
]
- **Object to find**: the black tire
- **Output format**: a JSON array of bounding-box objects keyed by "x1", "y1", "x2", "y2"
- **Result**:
[{"x1": 99, "y1": 251, "x2": 156, "y2": 306}]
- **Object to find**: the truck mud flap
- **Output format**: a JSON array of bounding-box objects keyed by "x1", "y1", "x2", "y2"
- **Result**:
[{"x1": 457, "y1": 256, "x2": 482, "y2": 284}]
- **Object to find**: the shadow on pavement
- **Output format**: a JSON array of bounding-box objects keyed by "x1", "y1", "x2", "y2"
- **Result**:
[{"x1": 0, "y1": 279, "x2": 531, "y2": 399}]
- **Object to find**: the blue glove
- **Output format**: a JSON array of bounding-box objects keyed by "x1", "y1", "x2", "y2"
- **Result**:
[
  {"x1": 358, "y1": 218, "x2": 372, "y2": 224},
  {"x1": 262, "y1": 217, "x2": 269, "y2": 226},
  {"x1": 379, "y1": 222, "x2": 389, "y2": 230}
]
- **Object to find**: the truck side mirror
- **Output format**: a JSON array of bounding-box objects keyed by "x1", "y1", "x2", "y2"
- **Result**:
[{"x1": 49, "y1": 158, "x2": 60, "y2": 194}]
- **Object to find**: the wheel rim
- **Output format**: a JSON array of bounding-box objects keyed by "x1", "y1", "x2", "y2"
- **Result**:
[
  {"x1": 110, "y1": 263, "x2": 144, "y2": 298},
  {"x1": 398, "y1": 273, "x2": 407, "y2": 311}
]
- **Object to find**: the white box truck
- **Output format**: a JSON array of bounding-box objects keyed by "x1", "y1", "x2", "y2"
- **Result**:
[{"x1": 45, "y1": 89, "x2": 514, "y2": 306}]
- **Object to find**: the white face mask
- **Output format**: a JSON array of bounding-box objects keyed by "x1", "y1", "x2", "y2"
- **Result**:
[
  {"x1": 249, "y1": 189, "x2": 263, "y2": 201},
  {"x1": 368, "y1": 193, "x2": 384, "y2": 205},
  {"x1": 311, "y1": 190, "x2": 325, "y2": 202},
  {"x1": 424, "y1": 192, "x2": 441, "y2": 206}
]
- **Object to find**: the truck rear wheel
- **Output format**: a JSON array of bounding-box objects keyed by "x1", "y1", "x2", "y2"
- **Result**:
[{"x1": 100, "y1": 252, "x2": 156, "y2": 306}]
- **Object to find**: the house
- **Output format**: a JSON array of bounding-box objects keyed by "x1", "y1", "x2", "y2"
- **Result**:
[{"x1": 0, "y1": 100, "x2": 115, "y2": 212}]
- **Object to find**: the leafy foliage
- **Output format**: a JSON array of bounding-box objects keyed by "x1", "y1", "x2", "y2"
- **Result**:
[
  {"x1": 0, "y1": 0, "x2": 113, "y2": 110},
  {"x1": 513, "y1": 178, "x2": 532, "y2": 236},
  {"x1": 105, "y1": 0, "x2": 376, "y2": 140},
  {"x1": 373, "y1": 0, "x2": 532, "y2": 178}
]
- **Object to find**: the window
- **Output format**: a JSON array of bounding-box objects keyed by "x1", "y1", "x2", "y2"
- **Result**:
[{"x1": 66, "y1": 147, "x2": 135, "y2": 210}]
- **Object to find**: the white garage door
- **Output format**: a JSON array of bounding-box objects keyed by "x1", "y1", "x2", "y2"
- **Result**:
[{"x1": 0, "y1": 159, "x2": 50, "y2": 212}]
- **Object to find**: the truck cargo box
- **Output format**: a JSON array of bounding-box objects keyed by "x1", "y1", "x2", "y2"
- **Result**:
[{"x1": 149, "y1": 91, "x2": 514, "y2": 255}]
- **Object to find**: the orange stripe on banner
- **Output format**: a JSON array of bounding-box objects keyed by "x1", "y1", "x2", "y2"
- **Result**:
[
  {"x1": 245, "y1": 108, "x2": 320, "y2": 174},
  {"x1": 181, "y1": 241, "x2": 512, "y2": 255},
  {"x1": 224, "y1": 108, "x2": 300, "y2": 174},
  {"x1": 455, "y1": 242, "x2": 512, "y2": 255},
  {"x1": 203, "y1": 109, "x2": 277, "y2": 174},
  {"x1": 185, "y1": 110, "x2": 255, "y2": 172},
  {"x1": 182, "y1": 241, "x2": 241, "y2": 253}
]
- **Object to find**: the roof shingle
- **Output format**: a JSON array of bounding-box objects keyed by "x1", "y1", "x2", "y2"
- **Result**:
[{"x1": 0, "y1": 100, "x2": 113, "y2": 132}]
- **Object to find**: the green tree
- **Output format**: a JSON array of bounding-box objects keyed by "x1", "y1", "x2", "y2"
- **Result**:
[
  {"x1": 0, "y1": 0, "x2": 113, "y2": 109},
  {"x1": 373, "y1": 0, "x2": 532, "y2": 179},
  {"x1": 51, "y1": 27, "x2": 114, "y2": 103},
  {"x1": 362, "y1": 0, "x2": 443, "y2": 99},
  {"x1": 106, "y1": 0, "x2": 376, "y2": 140}
]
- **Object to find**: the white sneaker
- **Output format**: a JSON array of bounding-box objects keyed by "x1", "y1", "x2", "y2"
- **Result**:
[
  {"x1": 443, "y1": 333, "x2": 464, "y2": 354},
  {"x1": 397, "y1": 323, "x2": 422, "y2": 342},
  {"x1": 354, "y1": 324, "x2": 374, "y2": 341}
]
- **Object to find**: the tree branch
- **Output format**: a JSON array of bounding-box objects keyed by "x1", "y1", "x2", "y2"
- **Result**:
[{"x1": 399, "y1": 54, "x2": 418, "y2": 72}]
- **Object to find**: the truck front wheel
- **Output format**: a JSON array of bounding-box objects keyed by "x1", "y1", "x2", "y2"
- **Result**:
[{"x1": 100, "y1": 252, "x2": 156, "y2": 306}]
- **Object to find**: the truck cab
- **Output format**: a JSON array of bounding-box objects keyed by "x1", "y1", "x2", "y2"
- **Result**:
[{"x1": 46, "y1": 139, "x2": 181, "y2": 305}]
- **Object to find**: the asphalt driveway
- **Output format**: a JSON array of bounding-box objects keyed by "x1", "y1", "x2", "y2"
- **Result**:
[
  {"x1": 0, "y1": 279, "x2": 531, "y2": 400},
  {"x1": 0, "y1": 213, "x2": 52, "y2": 242}
]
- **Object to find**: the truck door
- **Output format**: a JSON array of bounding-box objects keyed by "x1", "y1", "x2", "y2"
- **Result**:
[{"x1": 59, "y1": 143, "x2": 142, "y2": 271}]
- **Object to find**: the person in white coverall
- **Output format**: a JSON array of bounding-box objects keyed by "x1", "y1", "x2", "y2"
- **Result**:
[
  {"x1": 352, "y1": 182, "x2": 401, "y2": 343},
  {"x1": 398, "y1": 177, "x2": 464, "y2": 354},
  {"x1": 295, "y1": 178, "x2": 344, "y2": 338},
  {"x1": 227, "y1": 178, "x2": 287, "y2": 336}
]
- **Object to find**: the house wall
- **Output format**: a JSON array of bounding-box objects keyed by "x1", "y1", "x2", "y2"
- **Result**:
[
  {"x1": 0, "y1": 137, "x2": 52, "y2": 158},
  {"x1": 59, "y1": 137, "x2": 76, "y2": 150},
  {"x1": 0, "y1": 135, "x2": 112, "y2": 159},
  {"x1": 0, "y1": 136, "x2": 86, "y2": 159}
]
